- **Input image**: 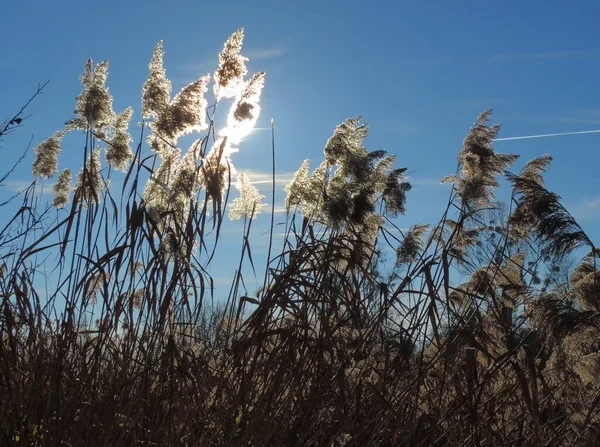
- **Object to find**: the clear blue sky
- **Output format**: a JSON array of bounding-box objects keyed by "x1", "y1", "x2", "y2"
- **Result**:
[{"x1": 1, "y1": 1, "x2": 599, "y2": 290}]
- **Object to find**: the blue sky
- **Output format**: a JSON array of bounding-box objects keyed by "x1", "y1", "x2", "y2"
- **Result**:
[{"x1": 1, "y1": 1, "x2": 599, "y2": 293}]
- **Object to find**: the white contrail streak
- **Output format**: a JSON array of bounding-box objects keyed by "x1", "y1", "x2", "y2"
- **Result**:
[{"x1": 494, "y1": 129, "x2": 600, "y2": 141}]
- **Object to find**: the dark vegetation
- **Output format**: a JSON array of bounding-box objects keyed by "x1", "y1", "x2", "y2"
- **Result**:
[{"x1": 1, "y1": 29, "x2": 599, "y2": 446}]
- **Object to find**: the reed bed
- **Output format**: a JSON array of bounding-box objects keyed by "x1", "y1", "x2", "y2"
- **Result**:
[{"x1": 0, "y1": 29, "x2": 598, "y2": 446}]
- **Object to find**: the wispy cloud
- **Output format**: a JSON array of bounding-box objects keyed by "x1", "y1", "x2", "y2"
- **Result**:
[
  {"x1": 488, "y1": 50, "x2": 590, "y2": 63},
  {"x1": 1, "y1": 179, "x2": 42, "y2": 193},
  {"x1": 407, "y1": 176, "x2": 446, "y2": 187},
  {"x1": 237, "y1": 169, "x2": 447, "y2": 190},
  {"x1": 245, "y1": 41, "x2": 290, "y2": 60},
  {"x1": 236, "y1": 169, "x2": 295, "y2": 186}
]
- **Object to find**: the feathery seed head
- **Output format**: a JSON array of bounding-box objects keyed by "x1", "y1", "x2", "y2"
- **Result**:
[
  {"x1": 75, "y1": 148, "x2": 105, "y2": 206},
  {"x1": 132, "y1": 288, "x2": 146, "y2": 309},
  {"x1": 300, "y1": 160, "x2": 328, "y2": 218},
  {"x1": 361, "y1": 212, "x2": 385, "y2": 247},
  {"x1": 154, "y1": 75, "x2": 210, "y2": 141},
  {"x1": 147, "y1": 133, "x2": 173, "y2": 155},
  {"x1": 519, "y1": 154, "x2": 553, "y2": 186},
  {"x1": 570, "y1": 256, "x2": 600, "y2": 311},
  {"x1": 382, "y1": 168, "x2": 411, "y2": 217},
  {"x1": 203, "y1": 138, "x2": 233, "y2": 204},
  {"x1": 396, "y1": 224, "x2": 430, "y2": 264},
  {"x1": 171, "y1": 149, "x2": 202, "y2": 206},
  {"x1": 284, "y1": 159, "x2": 310, "y2": 211},
  {"x1": 214, "y1": 28, "x2": 248, "y2": 100},
  {"x1": 228, "y1": 172, "x2": 266, "y2": 220},
  {"x1": 84, "y1": 272, "x2": 107, "y2": 305},
  {"x1": 106, "y1": 107, "x2": 134, "y2": 171},
  {"x1": 142, "y1": 41, "x2": 172, "y2": 119},
  {"x1": 508, "y1": 156, "x2": 591, "y2": 258},
  {"x1": 52, "y1": 168, "x2": 72, "y2": 209},
  {"x1": 223, "y1": 72, "x2": 265, "y2": 144},
  {"x1": 372, "y1": 154, "x2": 396, "y2": 191},
  {"x1": 323, "y1": 117, "x2": 369, "y2": 165},
  {"x1": 32, "y1": 131, "x2": 65, "y2": 179},
  {"x1": 324, "y1": 175, "x2": 354, "y2": 227},
  {"x1": 75, "y1": 59, "x2": 114, "y2": 129},
  {"x1": 143, "y1": 146, "x2": 181, "y2": 213},
  {"x1": 455, "y1": 110, "x2": 518, "y2": 208}
]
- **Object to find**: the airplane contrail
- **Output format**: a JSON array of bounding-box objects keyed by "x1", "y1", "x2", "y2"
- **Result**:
[{"x1": 494, "y1": 129, "x2": 600, "y2": 141}]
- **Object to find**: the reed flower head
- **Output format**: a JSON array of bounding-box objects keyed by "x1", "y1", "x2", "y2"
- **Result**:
[
  {"x1": 507, "y1": 155, "x2": 553, "y2": 239},
  {"x1": 360, "y1": 212, "x2": 385, "y2": 248},
  {"x1": 159, "y1": 228, "x2": 188, "y2": 263},
  {"x1": 508, "y1": 155, "x2": 591, "y2": 258},
  {"x1": 223, "y1": 72, "x2": 265, "y2": 144},
  {"x1": 382, "y1": 167, "x2": 411, "y2": 217},
  {"x1": 446, "y1": 110, "x2": 518, "y2": 208},
  {"x1": 284, "y1": 159, "x2": 310, "y2": 211},
  {"x1": 106, "y1": 107, "x2": 134, "y2": 171},
  {"x1": 370, "y1": 153, "x2": 396, "y2": 190},
  {"x1": 518, "y1": 153, "x2": 552, "y2": 185},
  {"x1": 147, "y1": 133, "x2": 172, "y2": 155},
  {"x1": 75, "y1": 59, "x2": 115, "y2": 129},
  {"x1": 132, "y1": 288, "x2": 146, "y2": 309},
  {"x1": 75, "y1": 148, "x2": 105, "y2": 206},
  {"x1": 85, "y1": 272, "x2": 110, "y2": 305},
  {"x1": 202, "y1": 138, "x2": 233, "y2": 204},
  {"x1": 214, "y1": 28, "x2": 248, "y2": 100},
  {"x1": 301, "y1": 160, "x2": 328, "y2": 218},
  {"x1": 497, "y1": 252, "x2": 526, "y2": 289},
  {"x1": 228, "y1": 172, "x2": 265, "y2": 220},
  {"x1": 396, "y1": 224, "x2": 430, "y2": 264},
  {"x1": 155, "y1": 75, "x2": 210, "y2": 141},
  {"x1": 32, "y1": 131, "x2": 64, "y2": 179},
  {"x1": 52, "y1": 168, "x2": 72, "y2": 209},
  {"x1": 336, "y1": 212, "x2": 384, "y2": 271},
  {"x1": 188, "y1": 138, "x2": 205, "y2": 159},
  {"x1": 323, "y1": 173, "x2": 354, "y2": 227},
  {"x1": 142, "y1": 41, "x2": 172, "y2": 119},
  {"x1": 143, "y1": 146, "x2": 181, "y2": 213},
  {"x1": 323, "y1": 117, "x2": 369, "y2": 165},
  {"x1": 171, "y1": 148, "x2": 203, "y2": 206},
  {"x1": 569, "y1": 255, "x2": 600, "y2": 311}
]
